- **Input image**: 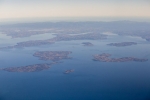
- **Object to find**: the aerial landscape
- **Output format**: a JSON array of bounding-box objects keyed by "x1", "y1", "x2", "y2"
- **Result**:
[
  {"x1": 0, "y1": 21, "x2": 150, "y2": 100},
  {"x1": 0, "y1": 0, "x2": 150, "y2": 100},
  {"x1": 0, "y1": 20, "x2": 150, "y2": 100}
]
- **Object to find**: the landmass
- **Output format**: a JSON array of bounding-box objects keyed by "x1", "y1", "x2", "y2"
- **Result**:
[
  {"x1": 1, "y1": 21, "x2": 150, "y2": 49},
  {"x1": 0, "y1": 28, "x2": 57, "y2": 38},
  {"x1": 0, "y1": 21, "x2": 150, "y2": 41},
  {"x1": 33, "y1": 51, "x2": 72, "y2": 61},
  {"x1": 82, "y1": 42, "x2": 94, "y2": 46},
  {"x1": 53, "y1": 33, "x2": 107, "y2": 41},
  {"x1": 93, "y1": 53, "x2": 148, "y2": 62},
  {"x1": 107, "y1": 42, "x2": 137, "y2": 47},
  {"x1": 2, "y1": 64, "x2": 51, "y2": 72},
  {"x1": 0, "y1": 33, "x2": 106, "y2": 49},
  {"x1": 0, "y1": 40, "x2": 55, "y2": 49}
]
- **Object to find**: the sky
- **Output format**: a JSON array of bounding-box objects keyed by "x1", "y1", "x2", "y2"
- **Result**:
[{"x1": 0, "y1": 0, "x2": 150, "y2": 21}]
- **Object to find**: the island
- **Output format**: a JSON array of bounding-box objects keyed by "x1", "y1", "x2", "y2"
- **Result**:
[
  {"x1": 107, "y1": 42, "x2": 137, "y2": 47},
  {"x1": 33, "y1": 51, "x2": 72, "y2": 61},
  {"x1": 64, "y1": 69, "x2": 74, "y2": 74},
  {"x1": 2, "y1": 64, "x2": 51, "y2": 72},
  {"x1": 93, "y1": 53, "x2": 148, "y2": 62},
  {"x1": 82, "y1": 42, "x2": 94, "y2": 46}
]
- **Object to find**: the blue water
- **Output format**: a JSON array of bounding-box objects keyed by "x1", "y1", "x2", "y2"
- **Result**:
[{"x1": 0, "y1": 33, "x2": 150, "y2": 100}]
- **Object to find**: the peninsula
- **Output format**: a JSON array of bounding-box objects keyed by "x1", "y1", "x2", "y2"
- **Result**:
[
  {"x1": 0, "y1": 40, "x2": 55, "y2": 49},
  {"x1": 93, "y1": 53, "x2": 148, "y2": 62},
  {"x1": 33, "y1": 51, "x2": 72, "y2": 61},
  {"x1": 0, "y1": 33, "x2": 106, "y2": 49},
  {"x1": 107, "y1": 42, "x2": 137, "y2": 47}
]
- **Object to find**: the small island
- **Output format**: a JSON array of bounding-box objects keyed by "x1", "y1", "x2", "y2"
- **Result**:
[
  {"x1": 107, "y1": 42, "x2": 137, "y2": 47},
  {"x1": 64, "y1": 69, "x2": 74, "y2": 74},
  {"x1": 93, "y1": 53, "x2": 148, "y2": 62},
  {"x1": 33, "y1": 51, "x2": 72, "y2": 61},
  {"x1": 2, "y1": 64, "x2": 51, "y2": 72},
  {"x1": 82, "y1": 42, "x2": 94, "y2": 46}
]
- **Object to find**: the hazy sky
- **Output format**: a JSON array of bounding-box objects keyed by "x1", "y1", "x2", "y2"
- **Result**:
[{"x1": 0, "y1": 0, "x2": 150, "y2": 20}]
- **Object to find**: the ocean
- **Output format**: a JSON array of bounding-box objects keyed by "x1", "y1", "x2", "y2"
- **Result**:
[{"x1": 0, "y1": 31, "x2": 150, "y2": 100}]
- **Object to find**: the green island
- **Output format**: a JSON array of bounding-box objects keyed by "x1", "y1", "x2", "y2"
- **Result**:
[
  {"x1": 93, "y1": 53, "x2": 148, "y2": 62},
  {"x1": 107, "y1": 42, "x2": 137, "y2": 47},
  {"x1": 2, "y1": 64, "x2": 51, "y2": 72},
  {"x1": 33, "y1": 51, "x2": 72, "y2": 61}
]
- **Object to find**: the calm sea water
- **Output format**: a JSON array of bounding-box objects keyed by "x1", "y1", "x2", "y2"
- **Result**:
[{"x1": 0, "y1": 32, "x2": 150, "y2": 100}]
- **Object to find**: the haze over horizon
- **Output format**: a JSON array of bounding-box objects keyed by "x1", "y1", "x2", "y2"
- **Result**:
[{"x1": 0, "y1": 0, "x2": 150, "y2": 22}]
